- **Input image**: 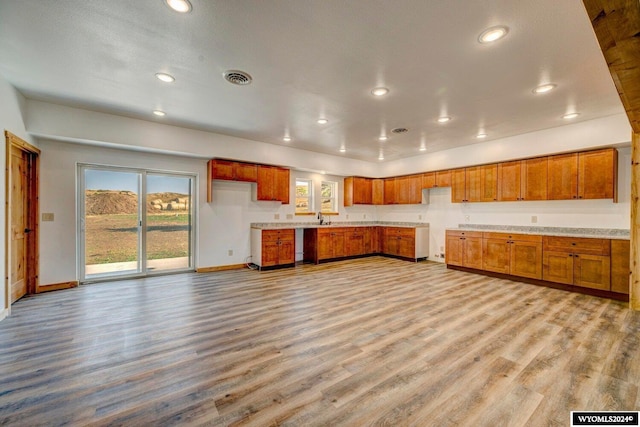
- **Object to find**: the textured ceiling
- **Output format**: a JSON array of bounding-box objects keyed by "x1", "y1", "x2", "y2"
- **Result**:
[{"x1": 0, "y1": 0, "x2": 626, "y2": 162}]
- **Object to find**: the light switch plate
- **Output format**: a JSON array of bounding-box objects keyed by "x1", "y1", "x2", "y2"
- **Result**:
[{"x1": 42, "y1": 212, "x2": 54, "y2": 221}]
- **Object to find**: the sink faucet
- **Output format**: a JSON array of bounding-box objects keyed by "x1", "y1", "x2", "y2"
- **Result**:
[{"x1": 317, "y1": 212, "x2": 324, "y2": 225}]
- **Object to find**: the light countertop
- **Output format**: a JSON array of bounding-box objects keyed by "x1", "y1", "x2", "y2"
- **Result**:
[
  {"x1": 251, "y1": 221, "x2": 429, "y2": 230},
  {"x1": 450, "y1": 224, "x2": 629, "y2": 240}
]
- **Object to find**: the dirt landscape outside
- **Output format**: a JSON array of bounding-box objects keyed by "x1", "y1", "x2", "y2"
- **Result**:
[{"x1": 85, "y1": 190, "x2": 190, "y2": 265}]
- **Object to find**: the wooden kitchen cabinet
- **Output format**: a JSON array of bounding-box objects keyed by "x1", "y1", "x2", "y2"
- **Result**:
[
  {"x1": 451, "y1": 167, "x2": 482, "y2": 203},
  {"x1": 384, "y1": 178, "x2": 397, "y2": 204},
  {"x1": 522, "y1": 157, "x2": 548, "y2": 201},
  {"x1": 251, "y1": 228, "x2": 295, "y2": 269},
  {"x1": 497, "y1": 161, "x2": 522, "y2": 201},
  {"x1": 435, "y1": 170, "x2": 452, "y2": 187},
  {"x1": 445, "y1": 230, "x2": 483, "y2": 269},
  {"x1": 372, "y1": 179, "x2": 384, "y2": 205},
  {"x1": 304, "y1": 228, "x2": 346, "y2": 263},
  {"x1": 256, "y1": 165, "x2": 290, "y2": 203},
  {"x1": 547, "y1": 153, "x2": 578, "y2": 200},
  {"x1": 422, "y1": 172, "x2": 436, "y2": 189},
  {"x1": 345, "y1": 228, "x2": 366, "y2": 256},
  {"x1": 210, "y1": 159, "x2": 258, "y2": 182},
  {"x1": 610, "y1": 239, "x2": 630, "y2": 294},
  {"x1": 344, "y1": 177, "x2": 373, "y2": 206},
  {"x1": 451, "y1": 168, "x2": 467, "y2": 203},
  {"x1": 578, "y1": 148, "x2": 617, "y2": 200},
  {"x1": 482, "y1": 232, "x2": 542, "y2": 279},
  {"x1": 382, "y1": 227, "x2": 416, "y2": 258},
  {"x1": 542, "y1": 236, "x2": 611, "y2": 290},
  {"x1": 480, "y1": 164, "x2": 498, "y2": 202}
]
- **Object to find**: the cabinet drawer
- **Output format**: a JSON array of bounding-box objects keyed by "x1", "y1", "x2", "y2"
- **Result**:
[
  {"x1": 542, "y1": 236, "x2": 610, "y2": 255},
  {"x1": 446, "y1": 230, "x2": 483, "y2": 239},
  {"x1": 263, "y1": 229, "x2": 294, "y2": 242},
  {"x1": 482, "y1": 232, "x2": 542, "y2": 243},
  {"x1": 383, "y1": 227, "x2": 415, "y2": 238}
]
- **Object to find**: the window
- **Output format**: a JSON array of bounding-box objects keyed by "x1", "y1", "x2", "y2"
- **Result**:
[
  {"x1": 321, "y1": 181, "x2": 338, "y2": 213},
  {"x1": 295, "y1": 179, "x2": 313, "y2": 214}
]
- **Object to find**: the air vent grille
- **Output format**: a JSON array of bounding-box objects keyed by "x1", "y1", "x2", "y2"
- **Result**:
[
  {"x1": 391, "y1": 127, "x2": 409, "y2": 134},
  {"x1": 223, "y1": 70, "x2": 252, "y2": 85}
]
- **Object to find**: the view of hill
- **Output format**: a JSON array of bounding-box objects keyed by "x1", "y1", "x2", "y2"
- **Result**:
[{"x1": 85, "y1": 190, "x2": 190, "y2": 215}]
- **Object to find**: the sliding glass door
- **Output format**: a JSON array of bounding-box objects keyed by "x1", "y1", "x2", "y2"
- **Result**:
[{"x1": 79, "y1": 165, "x2": 195, "y2": 281}]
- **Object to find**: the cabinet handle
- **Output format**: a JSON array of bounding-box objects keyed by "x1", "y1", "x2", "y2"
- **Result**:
[
  {"x1": 572, "y1": 195, "x2": 577, "y2": 199},
  {"x1": 578, "y1": 196, "x2": 583, "y2": 199},
  {"x1": 569, "y1": 254, "x2": 573, "y2": 257},
  {"x1": 574, "y1": 254, "x2": 579, "y2": 258}
]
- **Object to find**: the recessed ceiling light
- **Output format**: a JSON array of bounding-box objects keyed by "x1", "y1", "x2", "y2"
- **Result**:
[
  {"x1": 155, "y1": 72, "x2": 175, "y2": 83},
  {"x1": 562, "y1": 112, "x2": 580, "y2": 119},
  {"x1": 378, "y1": 154, "x2": 384, "y2": 161},
  {"x1": 378, "y1": 135, "x2": 389, "y2": 141},
  {"x1": 436, "y1": 116, "x2": 451, "y2": 123},
  {"x1": 165, "y1": 0, "x2": 192, "y2": 13},
  {"x1": 419, "y1": 146, "x2": 427, "y2": 151},
  {"x1": 371, "y1": 87, "x2": 389, "y2": 97},
  {"x1": 476, "y1": 133, "x2": 488, "y2": 139},
  {"x1": 153, "y1": 110, "x2": 166, "y2": 116},
  {"x1": 533, "y1": 83, "x2": 557, "y2": 94},
  {"x1": 317, "y1": 118, "x2": 328, "y2": 125},
  {"x1": 339, "y1": 147, "x2": 346, "y2": 153},
  {"x1": 283, "y1": 136, "x2": 292, "y2": 142},
  {"x1": 478, "y1": 26, "x2": 509, "y2": 44}
]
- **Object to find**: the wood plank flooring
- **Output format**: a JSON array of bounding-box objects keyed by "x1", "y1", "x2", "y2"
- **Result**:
[{"x1": 0, "y1": 257, "x2": 639, "y2": 426}]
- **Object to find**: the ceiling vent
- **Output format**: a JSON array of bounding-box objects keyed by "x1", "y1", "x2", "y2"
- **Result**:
[
  {"x1": 391, "y1": 127, "x2": 409, "y2": 134},
  {"x1": 223, "y1": 70, "x2": 252, "y2": 85}
]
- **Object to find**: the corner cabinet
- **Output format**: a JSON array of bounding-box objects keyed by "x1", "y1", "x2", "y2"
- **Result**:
[
  {"x1": 251, "y1": 228, "x2": 295, "y2": 270},
  {"x1": 256, "y1": 165, "x2": 290, "y2": 203}
]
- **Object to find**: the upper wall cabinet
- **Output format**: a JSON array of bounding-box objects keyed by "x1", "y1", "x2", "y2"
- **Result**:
[
  {"x1": 211, "y1": 159, "x2": 258, "y2": 182},
  {"x1": 547, "y1": 148, "x2": 617, "y2": 201},
  {"x1": 547, "y1": 153, "x2": 578, "y2": 200},
  {"x1": 344, "y1": 177, "x2": 373, "y2": 206},
  {"x1": 256, "y1": 165, "x2": 290, "y2": 203},
  {"x1": 498, "y1": 158, "x2": 548, "y2": 201}
]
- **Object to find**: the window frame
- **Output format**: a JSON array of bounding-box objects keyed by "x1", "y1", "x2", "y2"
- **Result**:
[
  {"x1": 295, "y1": 178, "x2": 314, "y2": 215},
  {"x1": 320, "y1": 180, "x2": 338, "y2": 214}
]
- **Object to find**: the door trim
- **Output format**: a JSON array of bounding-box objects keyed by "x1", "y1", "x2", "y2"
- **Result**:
[{"x1": 5, "y1": 131, "x2": 40, "y2": 312}]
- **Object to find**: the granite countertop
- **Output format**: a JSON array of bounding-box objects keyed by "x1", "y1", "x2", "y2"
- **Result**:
[
  {"x1": 451, "y1": 224, "x2": 630, "y2": 240},
  {"x1": 251, "y1": 221, "x2": 430, "y2": 230}
]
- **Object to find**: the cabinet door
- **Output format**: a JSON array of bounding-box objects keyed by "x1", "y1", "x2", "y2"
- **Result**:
[
  {"x1": 422, "y1": 172, "x2": 436, "y2": 189},
  {"x1": 398, "y1": 236, "x2": 415, "y2": 258},
  {"x1": 262, "y1": 242, "x2": 280, "y2": 267},
  {"x1": 396, "y1": 176, "x2": 411, "y2": 204},
  {"x1": 482, "y1": 238, "x2": 510, "y2": 274},
  {"x1": 463, "y1": 237, "x2": 483, "y2": 269},
  {"x1": 211, "y1": 159, "x2": 235, "y2": 180},
  {"x1": 353, "y1": 177, "x2": 373, "y2": 204},
  {"x1": 370, "y1": 227, "x2": 381, "y2": 253},
  {"x1": 332, "y1": 232, "x2": 346, "y2": 258},
  {"x1": 498, "y1": 161, "x2": 522, "y2": 201},
  {"x1": 451, "y1": 169, "x2": 466, "y2": 203},
  {"x1": 465, "y1": 166, "x2": 483, "y2": 202},
  {"x1": 611, "y1": 239, "x2": 630, "y2": 294},
  {"x1": 343, "y1": 177, "x2": 354, "y2": 207},
  {"x1": 573, "y1": 254, "x2": 611, "y2": 290},
  {"x1": 480, "y1": 164, "x2": 498, "y2": 202},
  {"x1": 510, "y1": 240, "x2": 542, "y2": 279},
  {"x1": 435, "y1": 170, "x2": 452, "y2": 187},
  {"x1": 548, "y1": 153, "x2": 578, "y2": 200},
  {"x1": 409, "y1": 174, "x2": 423, "y2": 204},
  {"x1": 278, "y1": 239, "x2": 295, "y2": 264},
  {"x1": 346, "y1": 230, "x2": 365, "y2": 256},
  {"x1": 522, "y1": 157, "x2": 548, "y2": 201},
  {"x1": 235, "y1": 162, "x2": 257, "y2": 182},
  {"x1": 384, "y1": 178, "x2": 397, "y2": 204},
  {"x1": 445, "y1": 234, "x2": 464, "y2": 266},
  {"x1": 257, "y1": 166, "x2": 276, "y2": 201},
  {"x1": 543, "y1": 251, "x2": 573, "y2": 284},
  {"x1": 275, "y1": 167, "x2": 290, "y2": 204},
  {"x1": 372, "y1": 179, "x2": 385, "y2": 205},
  {"x1": 317, "y1": 231, "x2": 334, "y2": 260},
  {"x1": 578, "y1": 149, "x2": 616, "y2": 200}
]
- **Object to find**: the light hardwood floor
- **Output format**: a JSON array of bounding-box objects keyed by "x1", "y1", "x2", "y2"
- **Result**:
[{"x1": 0, "y1": 257, "x2": 638, "y2": 426}]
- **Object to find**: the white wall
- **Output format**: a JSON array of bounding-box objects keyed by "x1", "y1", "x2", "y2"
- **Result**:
[{"x1": 0, "y1": 75, "x2": 38, "y2": 317}]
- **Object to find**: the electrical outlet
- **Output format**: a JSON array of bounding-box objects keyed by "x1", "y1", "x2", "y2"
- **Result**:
[
  {"x1": 346, "y1": 214, "x2": 349, "y2": 219},
  {"x1": 531, "y1": 215, "x2": 538, "y2": 223},
  {"x1": 286, "y1": 214, "x2": 293, "y2": 220},
  {"x1": 440, "y1": 246, "x2": 444, "y2": 252},
  {"x1": 42, "y1": 212, "x2": 54, "y2": 221},
  {"x1": 274, "y1": 214, "x2": 280, "y2": 220},
  {"x1": 228, "y1": 249, "x2": 233, "y2": 256},
  {"x1": 418, "y1": 214, "x2": 422, "y2": 220},
  {"x1": 363, "y1": 214, "x2": 367, "y2": 219},
  {"x1": 440, "y1": 252, "x2": 445, "y2": 258},
  {"x1": 464, "y1": 215, "x2": 470, "y2": 222}
]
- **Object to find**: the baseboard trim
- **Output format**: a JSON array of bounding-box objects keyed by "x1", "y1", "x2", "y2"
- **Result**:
[
  {"x1": 36, "y1": 281, "x2": 79, "y2": 293},
  {"x1": 197, "y1": 264, "x2": 246, "y2": 273},
  {"x1": 0, "y1": 308, "x2": 8, "y2": 322}
]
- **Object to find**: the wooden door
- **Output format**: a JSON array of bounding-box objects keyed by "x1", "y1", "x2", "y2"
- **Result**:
[
  {"x1": 6, "y1": 132, "x2": 39, "y2": 304},
  {"x1": 463, "y1": 237, "x2": 483, "y2": 269},
  {"x1": 482, "y1": 238, "x2": 510, "y2": 274},
  {"x1": 578, "y1": 148, "x2": 616, "y2": 200},
  {"x1": 521, "y1": 157, "x2": 548, "y2": 201},
  {"x1": 451, "y1": 169, "x2": 466, "y2": 203},
  {"x1": 510, "y1": 240, "x2": 543, "y2": 279},
  {"x1": 542, "y1": 251, "x2": 574, "y2": 284},
  {"x1": 573, "y1": 254, "x2": 611, "y2": 290},
  {"x1": 547, "y1": 153, "x2": 578, "y2": 200},
  {"x1": 445, "y1": 233, "x2": 463, "y2": 266},
  {"x1": 465, "y1": 167, "x2": 482, "y2": 202},
  {"x1": 498, "y1": 161, "x2": 522, "y2": 201},
  {"x1": 480, "y1": 164, "x2": 498, "y2": 202}
]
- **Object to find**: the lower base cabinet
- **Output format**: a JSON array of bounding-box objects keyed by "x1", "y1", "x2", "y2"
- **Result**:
[
  {"x1": 251, "y1": 228, "x2": 295, "y2": 269},
  {"x1": 446, "y1": 230, "x2": 628, "y2": 297}
]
